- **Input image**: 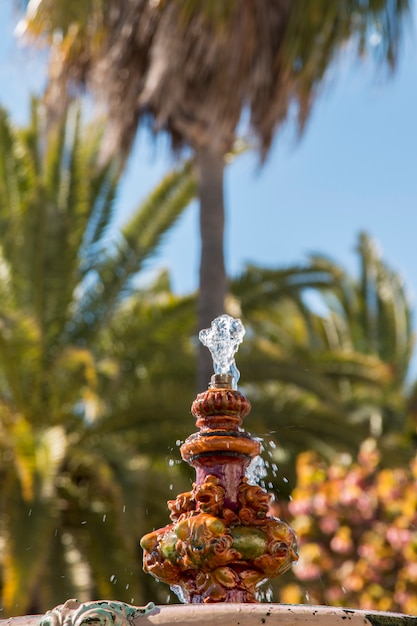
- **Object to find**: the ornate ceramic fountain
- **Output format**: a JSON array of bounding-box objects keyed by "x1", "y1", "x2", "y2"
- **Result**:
[
  {"x1": 140, "y1": 315, "x2": 298, "y2": 603},
  {"x1": 3, "y1": 316, "x2": 416, "y2": 626}
]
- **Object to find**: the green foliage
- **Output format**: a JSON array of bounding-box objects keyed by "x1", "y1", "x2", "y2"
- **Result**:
[
  {"x1": 233, "y1": 234, "x2": 414, "y2": 491},
  {"x1": 0, "y1": 100, "x2": 196, "y2": 615},
  {"x1": 278, "y1": 441, "x2": 417, "y2": 614}
]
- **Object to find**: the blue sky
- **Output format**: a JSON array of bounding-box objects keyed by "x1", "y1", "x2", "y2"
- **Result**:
[
  {"x1": 1, "y1": 3, "x2": 417, "y2": 346},
  {"x1": 115, "y1": 15, "x2": 417, "y2": 306}
]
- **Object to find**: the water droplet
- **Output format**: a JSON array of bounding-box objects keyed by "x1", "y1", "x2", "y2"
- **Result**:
[
  {"x1": 103, "y1": 514, "x2": 107, "y2": 522},
  {"x1": 168, "y1": 459, "x2": 175, "y2": 467},
  {"x1": 269, "y1": 441, "x2": 276, "y2": 449},
  {"x1": 110, "y1": 575, "x2": 116, "y2": 582},
  {"x1": 125, "y1": 584, "x2": 130, "y2": 590},
  {"x1": 81, "y1": 521, "x2": 86, "y2": 525},
  {"x1": 175, "y1": 440, "x2": 182, "y2": 446},
  {"x1": 369, "y1": 32, "x2": 382, "y2": 46},
  {"x1": 28, "y1": 509, "x2": 32, "y2": 517},
  {"x1": 123, "y1": 505, "x2": 126, "y2": 513},
  {"x1": 283, "y1": 477, "x2": 289, "y2": 483},
  {"x1": 169, "y1": 484, "x2": 174, "y2": 490}
]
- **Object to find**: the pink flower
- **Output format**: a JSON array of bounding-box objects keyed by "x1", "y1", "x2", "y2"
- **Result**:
[{"x1": 386, "y1": 527, "x2": 412, "y2": 549}]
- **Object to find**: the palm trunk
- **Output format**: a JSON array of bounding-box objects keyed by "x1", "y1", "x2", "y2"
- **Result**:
[{"x1": 195, "y1": 146, "x2": 227, "y2": 391}]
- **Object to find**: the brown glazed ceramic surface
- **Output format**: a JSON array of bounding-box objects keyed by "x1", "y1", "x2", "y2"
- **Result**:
[{"x1": 140, "y1": 387, "x2": 297, "y2": 603}]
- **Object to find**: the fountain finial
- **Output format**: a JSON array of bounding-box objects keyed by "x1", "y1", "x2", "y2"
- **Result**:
[{"x1": 199, "y1": 314, "x2": 245, "y2": 389}]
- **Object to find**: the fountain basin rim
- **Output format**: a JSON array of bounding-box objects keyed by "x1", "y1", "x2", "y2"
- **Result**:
[
  {"x1": 140, "y1": 603, "x2": 417, "y2": 626},
  {"x1": 5, "y1": 603, "x2": 416, "y2": 626}
]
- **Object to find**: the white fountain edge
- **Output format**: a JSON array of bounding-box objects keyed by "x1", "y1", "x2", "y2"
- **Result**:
[{"x1": 1, "y1": 602, "x2": 416, "y2": 626}]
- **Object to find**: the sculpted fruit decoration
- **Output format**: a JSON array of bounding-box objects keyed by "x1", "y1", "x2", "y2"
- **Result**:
[{"x1": 140, "y1": 315, "x2": 298, "y2": 603}]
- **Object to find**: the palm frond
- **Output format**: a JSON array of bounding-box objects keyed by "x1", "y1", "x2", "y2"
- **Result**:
[
  {"x1": 21, "y1": 0, "x2": 409, "y2": 158},
  {"x1": 0, "y1": 313, "x2": 41, "y2": 415},
  {"x1": 69, "y1": 159, "x2": 196, "y2": 342},
  {"x1": 78, "y1": 158, "x2": 120, "y2": 268}
]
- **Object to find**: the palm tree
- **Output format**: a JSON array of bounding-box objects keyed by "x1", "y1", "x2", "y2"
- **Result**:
[
  {"x1": 20, "y1": 0, "x2": 410, "y2": 388},
  {"x1": 0, "y1": 99, "x2": 197, "y2": 615}
]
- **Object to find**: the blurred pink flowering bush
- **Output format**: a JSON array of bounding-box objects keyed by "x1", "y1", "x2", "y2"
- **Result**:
[{"x1": 279, "y1": 440, "x2": 417, "y2": 613}]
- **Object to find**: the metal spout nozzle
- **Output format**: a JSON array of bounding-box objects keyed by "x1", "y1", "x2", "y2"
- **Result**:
[{"x1": 209, "y1": 373, "x2": 233, "y2": 389}]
